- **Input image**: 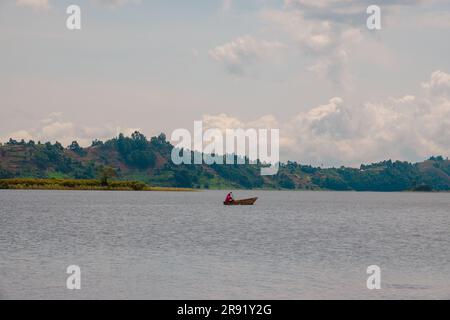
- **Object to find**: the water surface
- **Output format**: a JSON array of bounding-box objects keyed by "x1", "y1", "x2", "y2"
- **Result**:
[{"x1": 0, "y1": 190, "x2": 449, "y2": 299}]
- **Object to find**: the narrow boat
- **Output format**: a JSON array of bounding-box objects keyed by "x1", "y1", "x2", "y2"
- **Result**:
[{"x1": 223, "y1": 197, "x2": 258, "y2": 205}]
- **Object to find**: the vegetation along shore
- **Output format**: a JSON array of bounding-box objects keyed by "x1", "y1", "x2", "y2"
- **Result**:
[{"x1": 0, "y1": 178, "x2": 193, "y2": 192}]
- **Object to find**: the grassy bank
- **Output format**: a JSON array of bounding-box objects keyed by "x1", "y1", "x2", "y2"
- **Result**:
[{"x1": 0, "y1": 178, "x2": 194, "y2": 192}]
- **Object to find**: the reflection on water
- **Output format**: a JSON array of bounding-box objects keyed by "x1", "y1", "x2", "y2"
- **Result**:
[{"x1": 0, "y1": 190, "x2": 449, "y2": 299}]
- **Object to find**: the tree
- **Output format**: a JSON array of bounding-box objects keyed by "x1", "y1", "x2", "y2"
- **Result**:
[
  {"x1": 151, "y1": 133, "x2": 167, "y2": 146},
  {"x1": 7, "y1": 138, "x2": 18, "y2": 145},
  {"x1": 0, "y1": 166, "x2": 13, "y2": 179},
  {"x1": 68, "y1": 141, "x2": 86, "y2": 156},
  {"x1": 279, "y1": 174, "x2": 295, "y2": 189},
  {"x1": 99, "y1": 166, "x2": 117, "y2": 186},
  {"x1": 127, "y1": 150, "x2": 156, "y2": 169},
  {"x1": 54, "y1": 142, "x2": 64, "y2": 151},
  {"x1": 91, "y1": 139, "x2": 104, "y2": 147},
  {"x1": 157, "y1": 133, "x2": 166, "y2": 142},
  {"x1": 131, "y1": 131, "x2": 147, "y2": 150},
  {"x1": 174, "y1": 170, "x2": 193, "y2": 188},
  {"x1": 33, "y1": 151, "x2": 50, "y2": 169}
]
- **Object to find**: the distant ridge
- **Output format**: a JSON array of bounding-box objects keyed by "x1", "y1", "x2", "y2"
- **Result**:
[{"x1": 1, "y1": 133, "x2": 450, "y2": 191}]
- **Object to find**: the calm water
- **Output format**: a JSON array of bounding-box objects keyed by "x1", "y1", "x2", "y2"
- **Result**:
[{"x1": 0, "y1": 190, "x2": 449, "y2": 299}]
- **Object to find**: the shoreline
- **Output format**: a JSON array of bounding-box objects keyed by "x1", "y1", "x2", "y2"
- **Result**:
[
  {"x1": 0, "y1": 186, "x2": 196, "y2": 192},
  {"x1": 0, "y1": 178, "x2": 195, "y2": 192},
  {"x1": 0, "y1": 186, "x2": 444, "y2": 193},
  {"x1": 0, "y1": 179, "x2": 445, "y2": 193}
]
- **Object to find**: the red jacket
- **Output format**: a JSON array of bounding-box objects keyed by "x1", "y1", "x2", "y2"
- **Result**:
[{"x1": 225, "y1": 193, "x2": 233, "y2": 202}]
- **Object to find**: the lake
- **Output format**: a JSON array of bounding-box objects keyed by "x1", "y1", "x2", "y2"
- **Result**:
[{"x1": 0, "y1": 190, "x2": 449, "y2": 299}]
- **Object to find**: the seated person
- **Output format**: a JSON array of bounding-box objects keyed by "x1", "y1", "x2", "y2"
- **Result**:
[{"x1": 225, "y1": 192, "x2": 234, "y2": 203}]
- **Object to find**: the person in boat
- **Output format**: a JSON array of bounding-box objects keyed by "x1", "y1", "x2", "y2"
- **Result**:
[{"x1": 225, "y1": 192, "x2": 234, "y2": 203}]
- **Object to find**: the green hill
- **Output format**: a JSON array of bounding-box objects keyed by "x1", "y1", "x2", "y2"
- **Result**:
[{"x1": 1, "y1": 132, "x2": 450, "y2": 191}]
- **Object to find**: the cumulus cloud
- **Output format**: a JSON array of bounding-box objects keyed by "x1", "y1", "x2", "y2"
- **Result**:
[
  {"x1": 2, "y1": 130, "x2": 34, "y2": 142},
  {"x1": 201, "y1": 71, "x2": 450, "y2": 166},
  {"x1": 209, "y1": 35, "x2": 285, "y2": 74},
  {"x1": 0, "y1": 113, "x2": 140, "y2": 147},
  {"x1": 2, "y1": 73, "x2": 449, "y2": 166},
  {"x1": 202, "y1": 113, "x2": 279, "y2": 132},
  {"x1": 422, "y1": 70, "x2": 450, "y2": 96},
  {"x1": 264, "y1": 8, "x2": 364, "y2": 88},
  {"x1": 253, "y1": 0, "x2": 435, "y2": 88}
]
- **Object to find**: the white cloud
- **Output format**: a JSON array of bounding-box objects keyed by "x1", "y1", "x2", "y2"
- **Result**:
[
  {"x1": 40, "y1": 121, "x2": 75, "y2": 141},
  {"x1": 1, "y1": 130, "x2": 34, "y2": 142},
  {"x1": 203, "y1": 113, "x2": 244, "y2": 131},
  {"x1": 2, "y1": 72, "x2": 449, "y2": 165},
  {"x1": 202, "y1": 113, "x2": 279, "y2": 131},
  {"x1": 286, "y1": 77, "x2": 450, "y2": 165},
  {"x1": 257, "y1": 0, "x2": 436, "y2": 88},
  {"x1": 422, "y1": 70, "x2": 450, "y2": 95},
  {"x1": 209, "y1": 35, "x2": 285, "y2": 74},
  {"x1": 0, "y1": 113, "x2": 140, "y2": 147},
  {"x1": 261, "y1": 8, "x2": 365, "y2": 88},
  {"x1": 200, "y1": 71, "x2": 450, "y2": 166}
]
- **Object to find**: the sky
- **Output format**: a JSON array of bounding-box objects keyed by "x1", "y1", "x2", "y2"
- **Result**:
[{"x1": 1, "y1": 0, "x2": 450, "y2": 166}]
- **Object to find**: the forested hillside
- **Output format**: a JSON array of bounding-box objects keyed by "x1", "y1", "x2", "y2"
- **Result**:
[{"x1": 1, "y1": 132, "x2": 449, "y2": 191}]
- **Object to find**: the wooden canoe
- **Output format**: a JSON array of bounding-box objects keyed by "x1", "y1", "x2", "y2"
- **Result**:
[{"x1": 223, "y1": 197, "x2": 258, "y2": 205}]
